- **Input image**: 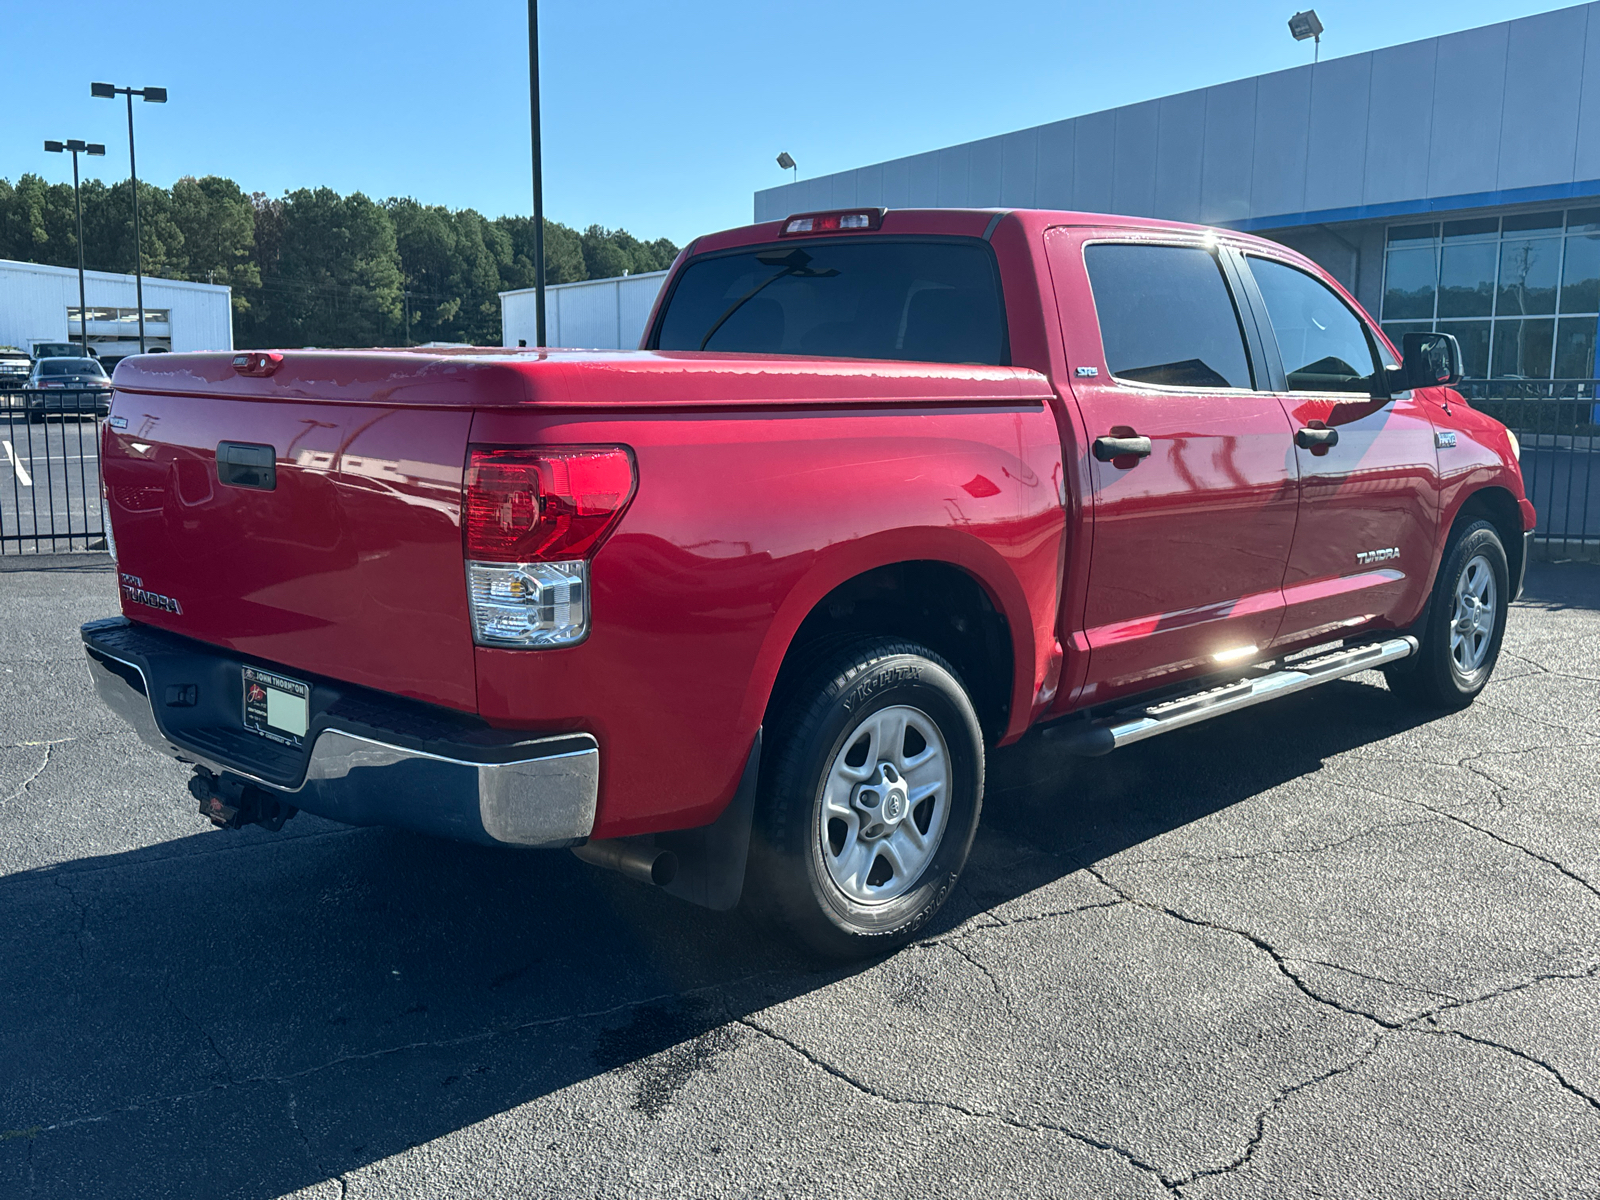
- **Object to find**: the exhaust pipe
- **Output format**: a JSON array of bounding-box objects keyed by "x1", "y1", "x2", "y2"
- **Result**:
[{"x1": 572, "y1": 837, "x2": 678, "y2": 887}]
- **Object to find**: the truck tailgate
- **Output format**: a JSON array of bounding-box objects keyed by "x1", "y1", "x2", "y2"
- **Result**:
[{"x1": 103, "y1": 392, "x2": 477, "y2": 711}]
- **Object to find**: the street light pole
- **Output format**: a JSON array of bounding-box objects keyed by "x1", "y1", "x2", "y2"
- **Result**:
[
  {"x1": 92, "y1": 82, "x2": 166, "y2": 355},
  {"x1": 44, "y1": 140, "x2": 106, "y2": 357},
  {"x1": 528, "y1": 0, "x2": 546, "y2": 348}
]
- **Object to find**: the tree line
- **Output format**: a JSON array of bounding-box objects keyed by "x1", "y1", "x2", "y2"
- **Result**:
[{"x1": 0, "y1": 174, "x2": 679, "y2": 348}]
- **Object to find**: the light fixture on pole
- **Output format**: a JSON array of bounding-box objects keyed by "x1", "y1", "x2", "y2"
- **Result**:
[
  {"x1": 776, "y1": 151, "x2": 798, "y2": 183},
  {"x1": 44, "y1": 139, "x2": 107, "y2": 356},
  {"x1": 92, "y1": 81, "x2": 167, "y2": 355},
  {"x1": 528, "y1": 2, "x2": 547, "y2": 348},
  {"x1": 1288, "y1": 10, "x2": 1324, "y2": 63}
]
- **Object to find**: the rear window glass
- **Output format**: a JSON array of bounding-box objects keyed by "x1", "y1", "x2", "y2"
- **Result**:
[
  {"x1": 1084, "y1": 243, "x2": 1254, "y2": 389},
  {"x1": 653, "y1": 239, "x2": 1007, "y2": 364},
  {"x1": 40, "y1": 359, "x2": 105, "y2": 376}
]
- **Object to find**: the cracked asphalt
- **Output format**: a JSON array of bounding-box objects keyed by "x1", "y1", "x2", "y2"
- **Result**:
[{"x1": 3, "y1": 554, "x2": 1599, "y2": 1199}]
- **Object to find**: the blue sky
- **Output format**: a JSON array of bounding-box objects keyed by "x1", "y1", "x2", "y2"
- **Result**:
[{"x1": 5, "y1": 0, "x2": 1578, "y2": 246}]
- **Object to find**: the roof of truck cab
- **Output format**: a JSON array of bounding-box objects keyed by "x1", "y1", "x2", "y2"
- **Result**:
[{"x1": 686, "y1": 207, "x2": 1269, "y2": 257}]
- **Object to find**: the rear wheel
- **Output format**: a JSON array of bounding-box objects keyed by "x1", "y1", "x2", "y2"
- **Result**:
[
  {"x1": 1385, "y1": 519, "x2": 1509, "y2": 709},
  {"x1": 750, "y1": 640, "x2": 984, "y2": 959}
]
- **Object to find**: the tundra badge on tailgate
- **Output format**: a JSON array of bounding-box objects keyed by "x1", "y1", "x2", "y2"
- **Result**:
[{"x1": 119, "y1": 573, "x2": 183, "y2": 615}]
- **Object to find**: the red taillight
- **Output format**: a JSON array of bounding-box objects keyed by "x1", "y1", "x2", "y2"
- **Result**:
[
  {"x1": 780, "y1": 208, "x2": 886, "y2": 236},
  {"x1": 232, "y1": 351, "x2": 283, "y2": 377},
  {"x1": 464, "y1": 446, "x2": 637, "y2": 563}
]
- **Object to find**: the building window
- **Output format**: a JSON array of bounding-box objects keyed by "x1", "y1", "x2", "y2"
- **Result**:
[
  {"x1": 66, "y1": 306, "x2": 172, "y2": 327},
  {"x1": 1380, "y1": 209, "x2": 1600, "y2": 379}
]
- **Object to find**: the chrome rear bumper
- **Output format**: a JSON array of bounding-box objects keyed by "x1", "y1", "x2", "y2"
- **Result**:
[{"x1": 83, "y1": 619, "x2": 597, "y2": 847}]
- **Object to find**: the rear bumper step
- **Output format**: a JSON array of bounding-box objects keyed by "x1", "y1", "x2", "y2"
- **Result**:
[
  {"x1": 1052, "y1": 636, "x2": 1418, "y2": 757},
  {"x1": 81, "y1": 617, "x2": 598, "y2": 847}
]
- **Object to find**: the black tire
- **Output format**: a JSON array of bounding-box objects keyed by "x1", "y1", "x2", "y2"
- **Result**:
[
  {"x1": 749, "y1": 639, "x2": 985, "y2": 959},
  {"x1": 1385, "y1": 519, "x2": 1509, "y2": 710}
]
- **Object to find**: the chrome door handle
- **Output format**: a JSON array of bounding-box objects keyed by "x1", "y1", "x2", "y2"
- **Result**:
[
  {"x1": 1093, "y1": 435, "x2": 1153, "y2": 462},
  {"x1": 1295, "y1": 427, "x2": 1339, "y2": 449}
]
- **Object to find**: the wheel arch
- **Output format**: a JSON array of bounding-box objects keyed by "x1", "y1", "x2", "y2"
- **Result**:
[
  {"x1": 740, "y1": 530, "x2": 1036, "y2": 747},
  {"x1": 1448, "y1": 485, "x2": 1525, "y2": 594}
]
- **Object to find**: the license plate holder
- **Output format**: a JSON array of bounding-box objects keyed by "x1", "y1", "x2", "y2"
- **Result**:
[{"x1": 243, "y1": 667, "x2": 310, "y2": 747}]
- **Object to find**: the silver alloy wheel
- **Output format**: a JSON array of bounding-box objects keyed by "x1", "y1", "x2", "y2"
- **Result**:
[
  {"x1": 1450, "y1": 553, "x2": 1498, "y2": 677},
  {"x1": 818, "y1": 704, "x2": 951, "y2": 905}
]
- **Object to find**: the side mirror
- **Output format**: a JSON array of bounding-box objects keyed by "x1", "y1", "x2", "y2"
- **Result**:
[{"x1": 1401, "y1": 331, "x2": 1463, "y2": 390}]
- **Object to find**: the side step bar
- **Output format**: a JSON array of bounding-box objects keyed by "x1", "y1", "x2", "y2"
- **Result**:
[{"x1": 1052, "y1": 636, "x2": 1418, "y2": 757}]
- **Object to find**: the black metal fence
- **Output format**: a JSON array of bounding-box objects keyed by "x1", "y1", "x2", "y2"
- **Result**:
[
  {"x1": 1458, "y1": 379, "x2": 1600, "y2": 560},
  {"x1": 0, "y1": 380, "x2": 1595, "y2": 558},
  {"x1": 0, "y1": 388, "x2": 110, "y2": 554}
]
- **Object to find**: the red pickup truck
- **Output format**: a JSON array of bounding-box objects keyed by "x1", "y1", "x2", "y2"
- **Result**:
[{"x1": 85, "y1": 207, "x2": 1533, "y2": 957}]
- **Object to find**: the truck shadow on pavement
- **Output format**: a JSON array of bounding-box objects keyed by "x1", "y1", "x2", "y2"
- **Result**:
[{"x1": 0, "y1": 671, "x2": 1456, "y2": 1199}]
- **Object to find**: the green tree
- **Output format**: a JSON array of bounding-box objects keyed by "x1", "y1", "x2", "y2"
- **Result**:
[
  {"x1": 0, "y1": 172, "x2": 677, "y2": 350},
  {"x1": 169, "y1": 176, "x2": 260, "y2": 312},
  {"x1": 495, "y1": 216, "x2": 587, "y2": 288},
  {"x1": 245, "y1": 187, "x2": 402, "y2": 348}
]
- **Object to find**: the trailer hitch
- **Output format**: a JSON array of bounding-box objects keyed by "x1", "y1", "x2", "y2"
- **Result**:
[{"x1": 187, "y1": 768, "x2": 298, "y2": 832}]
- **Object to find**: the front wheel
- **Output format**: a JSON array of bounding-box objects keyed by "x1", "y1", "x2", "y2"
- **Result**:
[
  {"x1": 750, "y1": 640, "x2": 985, "y2": 959},
  {"x1": 1385, "y1": 519, "x2": 1509, "y2": 709}
]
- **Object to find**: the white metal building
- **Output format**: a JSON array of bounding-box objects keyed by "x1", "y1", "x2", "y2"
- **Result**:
[
  {"x1": 0, "y1": 259, "x2": 232, "y2": 364},
  {"x1": 501, "y1": 270, "x2": 667, "y2": 350},
  {"x1": 755, "y1": 2, "x2": 1600, "y2": 381}
]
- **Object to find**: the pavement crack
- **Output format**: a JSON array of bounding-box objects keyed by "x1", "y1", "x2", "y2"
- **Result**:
[
  {"x1": 1338, "y1": 772, "x2": 1600, "y2": 904},
  {"x1": 50, "y1": 872, "x2": 91, "y2": 968},
  {"x1": 2, "y1": 741, "x2": 64, "y2": 809},
  {"x1": 1423, "y1": 1027, "x2": 1600, "y2": 1116},
  {"x1": 1419, "y1": 801, "x2": 1599, "y2": 904},
  {"x1": 1079, "y1": 864, "x2": 1399, "y2": 1030},
  {"x1": 1289, "y1": 958, "x2": 1461, "y2": 1004},
  {"x1": 1114, "y1": 818, "x2": 1437, "y2": 869},
  {"x1": 928, "y1": 940, "x2": 1017, "y2": 1017},
  {"x1": 20, "y1": 973, "x2": 782, "y2": 1140},
  {"x1": 736, "y1": 1015, "x2": 1179, "y2": 1193},
  {"x1": 1167, "y1": 1034, "x2": 1386, "y2": 1193}
]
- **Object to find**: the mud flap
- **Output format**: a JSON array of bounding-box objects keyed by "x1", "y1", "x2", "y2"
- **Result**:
[{"x1": 654, "y1": 729, "x2": 761, "y2": 912}]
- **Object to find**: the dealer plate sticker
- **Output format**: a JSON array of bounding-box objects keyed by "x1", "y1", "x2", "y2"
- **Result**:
[{"x1": 243, "y1": 667, "x2": 310, "y2": 747}]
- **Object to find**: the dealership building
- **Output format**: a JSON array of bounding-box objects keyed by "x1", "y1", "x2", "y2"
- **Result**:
[
  {"x1": 755, "y1": 2, "x2": 1600, "y2": 381},
  {"x1": 0, "y1": 259, "x2": 233, "y2": 366}
]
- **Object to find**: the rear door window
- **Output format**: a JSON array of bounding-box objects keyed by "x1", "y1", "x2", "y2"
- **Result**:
[
  {"x1": 1247, "y1": 257, "x2": 1383, "y2": 394},
  {"x1": 653, "y1": 239, "x2": 1007, "y2": 364},
  {"x1": 1083, "y1": 243, "x2": 1254, "y2": 389}
]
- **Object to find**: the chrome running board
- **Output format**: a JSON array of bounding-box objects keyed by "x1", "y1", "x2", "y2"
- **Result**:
[{"x1": 1053, "y1": 636, "x2": 1418, "y2": 757}]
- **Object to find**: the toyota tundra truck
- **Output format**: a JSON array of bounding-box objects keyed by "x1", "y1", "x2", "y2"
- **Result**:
[{"x1": 83, "y1": 207, "x2": 1533, "y2": 957}]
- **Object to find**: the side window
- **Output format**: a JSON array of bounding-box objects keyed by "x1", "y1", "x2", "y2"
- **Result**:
[
  {"x1": 1249, "y1": 257, "x2": 1382, "y2": 394},
  {"x1": 1083, "y1": 243, "x2": 1254, "y2": 390}
]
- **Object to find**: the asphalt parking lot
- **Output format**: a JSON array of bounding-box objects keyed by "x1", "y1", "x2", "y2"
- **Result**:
[{"x1": 2, "y1": 555, "x2": 1598, "y2": 1199}]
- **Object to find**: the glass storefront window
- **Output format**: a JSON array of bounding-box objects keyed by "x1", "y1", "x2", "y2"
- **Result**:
[
  {"x1": 1439, "y1": 321, "x2": 1491, "y2": 377},
  {"x1": 1382, "y1": 207, "x2": 1600, "y2": 377},
  {"x1": 1555, "y1": 316, "x2": 1599, "y2": 378},
  {"x1": 1438, "y1": 242, "x2": 1497, "y2": 317},
  {"x1": 1492, "y1": 318, "x2": 1555, "y2": 378},
  {"x1": 1497, "y1": 238, "x2": 1561, "y2": 315},
  {"x1": 1561, "y1": 234, "x2": 1600, "y2": 313},
  {"x1": 1383, "y1": 246, "x2": 1438, "y2": 320}
]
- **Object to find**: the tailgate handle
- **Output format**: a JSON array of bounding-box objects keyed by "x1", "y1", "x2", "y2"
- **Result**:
[{"x1": 217, "y1": 442, "x2": 277, "y2": 490}]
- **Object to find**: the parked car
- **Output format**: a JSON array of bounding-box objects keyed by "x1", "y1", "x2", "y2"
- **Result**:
[
  {"x1": 82, "y1": 207, "x2": 1533, "y2": 958},
  {"x1": 31, "y1": 341, "x2": 97, "y2": 362},
  {"x1": 25, "y1": 357, "x2": 112, "y2": 422},
  {"x1": 0, "y1": 345, "x2": 31, "y2": 394}
]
